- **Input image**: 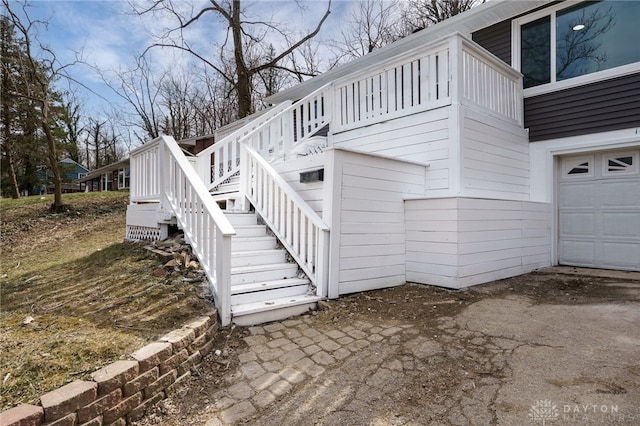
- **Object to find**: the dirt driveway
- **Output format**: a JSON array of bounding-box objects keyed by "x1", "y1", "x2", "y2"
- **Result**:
[{"x1": 135, "y1": 267, "x2": 640, "y2": 425}]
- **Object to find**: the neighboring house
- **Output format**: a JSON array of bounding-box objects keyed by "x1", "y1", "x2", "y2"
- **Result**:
[
  {"x1": 78, "y1": 137, "x2": 214, "y2": 192},
  {"x1": 125, "y1": 0, "x2": 640, "y2": 326},
  {"x1": 77, "y1": 158, "x2": 131, "y2": 192},
  {"x1": 36, "y1": 158, "x2": 90, "y2": 194}
]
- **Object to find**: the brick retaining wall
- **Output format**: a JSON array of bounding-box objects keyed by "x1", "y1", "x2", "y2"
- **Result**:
[{"x1": 0, "y1": 312, "x2": 218, "y2": 426}]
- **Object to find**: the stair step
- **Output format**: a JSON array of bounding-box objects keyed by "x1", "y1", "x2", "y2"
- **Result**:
[
  {"x1": 215, "y1": 182, "x2": 239, "y2": 192},
  {"x1": 231, "y1": 263, "x2": 299, "y2": 285},
  {"x1": 232, "y1": 236, "x2": 276, "y2": 251},
  {"x1": 231, "y1": 278, "x2": 310, "y2": 305},
  {"x1": 231, "y1": 294, "x2": 321, "y2": 326},
  {"x1": 231, "y1": 249, "x2": 287, "y2": 267},
  {"x1": 233, "y1": 225, "x2": 267, "y2": 238},
  {"x1": 231, "y1": 277, "x2": 310, "y2": 294},
  {"x1": 225, "y1": 213, "x2": 259, "y2": 226}
]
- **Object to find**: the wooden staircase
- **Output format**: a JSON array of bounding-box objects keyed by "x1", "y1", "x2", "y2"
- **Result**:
[{"x1": 223, "y1": 209, "x2": 320, "y2": 326}]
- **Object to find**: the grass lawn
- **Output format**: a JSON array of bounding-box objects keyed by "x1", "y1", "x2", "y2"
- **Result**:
[{"x1": 0, "y1": 192, "x2": 214, "y2": 411}]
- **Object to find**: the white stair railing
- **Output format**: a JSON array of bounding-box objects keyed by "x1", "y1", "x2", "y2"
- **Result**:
[
  {"x1": 199, "y1": 83, "x2": 332, "y2": 192},
  {"x1": 240, "y1": 143, "x2": 330, "y2": 297},
  {"x1": 196, "y1": 102, "x2": 292, "y2": 191},
  {"x1": 131, "y1": 135, "x2": 236, "y2": 326}
]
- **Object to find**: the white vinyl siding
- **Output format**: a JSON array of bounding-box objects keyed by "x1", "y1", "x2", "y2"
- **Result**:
[
  {"x1": 272, "y1": 154, "x2": 325, "y2": 217},
  {"x1": 405, "y1": 197, "x2": 551, "y2": 289},
  {"x1": 332, "y1": 108, "x2": 450, "y2": 173},
  {"x1": 460, "y1": 108, "x2": 530, "y2": 200},
  {"x1": 323, "y1": 148, "x2": 426, "y2": 296}
]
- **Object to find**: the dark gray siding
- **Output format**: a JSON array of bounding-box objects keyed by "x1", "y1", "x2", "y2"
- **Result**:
[
  {"x1": 525, "y1": 73, "x2": 640, "y2": 142},
  {"x1": 472, "y1": 20, "x2": 512, "y2": 66}
]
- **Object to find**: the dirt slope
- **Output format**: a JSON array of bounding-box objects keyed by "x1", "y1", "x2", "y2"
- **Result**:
[{"x1": 0, "y1": 192, "x2": 215, "y2": 411}]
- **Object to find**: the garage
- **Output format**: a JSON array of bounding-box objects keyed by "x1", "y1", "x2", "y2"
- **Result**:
[{"x1": 558, "y1": 149, "x2": 640, "y2": 271}]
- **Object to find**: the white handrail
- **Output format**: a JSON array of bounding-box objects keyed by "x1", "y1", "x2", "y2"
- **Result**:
[
  {"x1": 155, "y1": 135, "x2": 235, "y2": 326},
  {"x1": 196, "y1": 102, "x2": 292, "y2": 190},
  {"x1": 240, "y1": 144, "x2": 330, "y2": 297},
  {"x1": 200, "y1": 83, "x2": 333, "y2": 192}
]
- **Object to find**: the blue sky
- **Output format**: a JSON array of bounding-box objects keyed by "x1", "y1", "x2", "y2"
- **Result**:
[{"x1": 18, "y1": 0, "x2": 352, "y2": 125}]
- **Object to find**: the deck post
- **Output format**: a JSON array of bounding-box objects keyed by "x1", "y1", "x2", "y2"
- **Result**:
[
  {"x1": 238, "y1": 144, "x2": 249, "y2": 212},
  {"x1": 449, "y1": 33, "x2": 463, "y2": 106},
  {"x1": 216, "y1": 229, "x2": 232, "y2": 326}
]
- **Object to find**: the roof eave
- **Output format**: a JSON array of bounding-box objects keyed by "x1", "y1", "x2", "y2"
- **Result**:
[{"x1": 266, "y1": 0, "x2": 550, "y2": 104}]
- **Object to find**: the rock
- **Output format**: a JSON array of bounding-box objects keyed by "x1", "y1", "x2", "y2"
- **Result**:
[
  {"x1": 317, "y1": 300, "x2": 331, "y2": 311},
  {"x1": 165, "y1": 259, "x2": 179, "y2": 268},
  {"x1": 153, "y1": 268, "x2": 167, "y2": 277}
]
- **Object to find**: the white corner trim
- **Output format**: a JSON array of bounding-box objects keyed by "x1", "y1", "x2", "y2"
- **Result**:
[
  {"x1": 523, "y1": 63, "x2": 640, "y2": 98},
  {"x1": 542, "y1": 128, "x2": 640, "y2": 157}
]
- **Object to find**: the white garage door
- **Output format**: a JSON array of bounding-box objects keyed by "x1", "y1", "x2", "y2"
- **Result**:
[{"x1": 558, "y1": 149, "x2": 640, "y2": 271}]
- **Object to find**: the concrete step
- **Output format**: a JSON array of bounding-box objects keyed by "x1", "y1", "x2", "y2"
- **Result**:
[
  {"x1": 231, "y1": 294, "x2": 321, "y2": 326},
  {"x1": 230, "y1": 278, "x2": 310, "y2": 305},
  {"x1": 231, "y1": 249, "x2": 287, "y2": 268},
  {"x1": 231, "y1": 263, "x2": 299, "y2": 285}
]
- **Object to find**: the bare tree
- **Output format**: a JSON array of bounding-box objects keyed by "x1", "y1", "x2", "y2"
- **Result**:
[
  {"x1": 97, "y1": 56, "x2": 165, "y2": 143},
  {"x1": 134, "y1": 0, "x2": 332, "y2": 119},
  {"x1": 2, "y1": 0, "x2": 80, "y2": 210},
  {"x1": 337, "y1": 0, "x2": 400, "y2": 59},
  {"x1": 399, "y1": 0, "x2": 482, "y2": 35}
]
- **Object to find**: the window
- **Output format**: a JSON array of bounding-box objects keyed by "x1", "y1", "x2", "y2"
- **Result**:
[
  {"x1": 562, "y1": 155, "x2": 593, "y2": 178},
  {"x1": 516, "y1": 0, "x2": 640, "y2": 89},
  {"x1": 101, "y1": 173, "x2": 113, "y2": 191},
  {"x1": 118, "y1": 168, "x2": 130, "y2": 189},
  {"x1": 521, "y1": 16, "x2": 551, "y2": 88},
  {"x1": 602, "y1": 151, "x2": 639, "y2": 176}
]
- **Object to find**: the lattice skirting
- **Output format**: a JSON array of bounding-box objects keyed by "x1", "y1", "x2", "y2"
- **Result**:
[{"x1": 126, "y1": 224, "x2": 162, "y2": 241}]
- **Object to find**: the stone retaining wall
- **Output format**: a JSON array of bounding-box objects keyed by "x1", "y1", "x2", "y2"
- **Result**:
[{"x1": 0, "y1": 312, "x2": 218, "y2": 426}]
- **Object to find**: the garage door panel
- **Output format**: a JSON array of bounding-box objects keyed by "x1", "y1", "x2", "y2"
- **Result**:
[
  {"x1": 559, "y1": 184, "x2": 594, "y2": 208},
  {"x1": 558, "y1": 149, "x2": 640, "y2": 272},
  {"x1": 559, "y1": 212, "x2": 595, "y2": 236},
  {"x1": 600, "y1": 181, "x2": 640, "y2": 207},
  {"x1": 601, "y1": 242, "x2": 640, "y2": 270},
  {"x1": 602, "y1": 212, "x2": 640, "y2": 237},
  {"x1": 560, "y1": 240, "x2": 595, "y2": 265}
]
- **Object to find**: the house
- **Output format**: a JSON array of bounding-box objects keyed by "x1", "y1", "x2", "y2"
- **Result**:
[
  {"x1": 78, "y1": 136, "x2": 216, "y2": 192},
  {"x1": 77, "y1": 158, "x2": 131, "y2": 192},
  {"x1": 36, "y1": 158, "x2": 90, "y2": 194},
  {"x1": 125, "y1": 0, "x2": 640, "y2": 326}
]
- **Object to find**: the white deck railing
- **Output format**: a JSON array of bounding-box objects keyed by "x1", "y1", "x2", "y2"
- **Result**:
[
  {"x1": 459, "y1": 36, "x2": 523, "y2": 125},
  {"x1": 331, "y1": 33, "x2": 523, "y2": 132},
  {"x1": 240, "y1": 144, "x2": 329, "y2": 296},
  {"x1": 332, "y1": 39, "x2": 451, "y2": 132},
  {"x1": 130, "y1": 142, "x2": 161, "y2": 202},
  {"x1": 130, "y1": 135, "x2": 235, "y2": 326}
]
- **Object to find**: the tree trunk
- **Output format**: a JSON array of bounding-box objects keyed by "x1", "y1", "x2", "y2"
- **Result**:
[
  {"x1": 232, "y1": 0, "x2": 252, "y2": 118},
  {"x1": 41, "y1": 101, "x2": 63, "y2": 210},
  {"x1": 3, "y1": 149, "x2": 20, "y2": 198}
]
